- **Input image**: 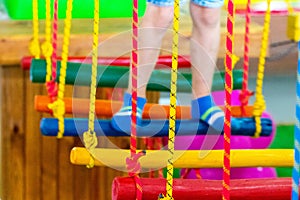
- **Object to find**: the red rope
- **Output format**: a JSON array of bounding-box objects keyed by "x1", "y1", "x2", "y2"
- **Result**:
[
  {"x1": 129, "y1": 0, "x2": 144, "y2": 199},
  {"x1": 131, "y1": 0, "x2": 138, "y2": 160},
  {"x1": 239, "y1": 0, "x2": 254, "y2": 116},
  {"x1": 223, "y1": 0, "x2": 234, "y2": 198},
  {"x1": 180, "y1": 169, "x2": 202, "y2": 179},
  {"x1": 46, "y1": 0, "x2": 58, "y2": 102}
]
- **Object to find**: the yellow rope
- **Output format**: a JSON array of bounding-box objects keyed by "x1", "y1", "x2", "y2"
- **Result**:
[
  {"x1": 42, "y1": 0, "x2": 53, "y2": 83},
  {"x1": 50, "y1": 0, "x2": 73, "y2": 138},
  {"x1": 253, "y1": 0, "x2": 271, "y2": 138},
  {"x1": 285, "y1": 0, "x2": 294, "y2": 14},
  {"x1": 29, "y1": 0, "x2": 41, "y2": 59},
  {"x1": 83, "y1": 0, "x2": 99, "y2": 168},
  {"x1": 159, "y1": 0, "x2": 180, "y2": 199}
]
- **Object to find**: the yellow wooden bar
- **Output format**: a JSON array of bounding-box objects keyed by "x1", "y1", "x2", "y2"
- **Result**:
[{"x1": 70, "y1": 147, "x2": 293, "y2": 169}]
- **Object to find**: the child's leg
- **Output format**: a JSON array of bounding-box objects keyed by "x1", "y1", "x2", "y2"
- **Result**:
[
  {"x1": 189, "y1": 2, "x2": 224, "y2": 131},
  {"x1": 111, "y1": 92, "x2": 147, "y2": 133},
  {"x1": 111, "y1": 2, "x2": 174, "y2": 132}
]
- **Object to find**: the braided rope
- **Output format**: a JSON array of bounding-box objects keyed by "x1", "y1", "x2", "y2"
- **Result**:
[
  {"x1": 29, "y1": 0, "x2": 40, "y2": 59},
  {"x1": 130, "y1": 0, "x2": 138, "y2": 161},
  {"x1": 253, "y1": 0, "x2": 271, "y2": 138},
  {"x1": 292, "y1": 41, "x2": 300, "y2": 200},
  {"x1": 82, "y1": 0, "x2": 99, "y2": 169},
  {"x1": 51, "y1": 0, "x2": 73, "y2": 138},
  {"x1": 42, "y1": 0, "x2": 53, "y2": 84},
  {"x1": 222, "y1": 0, "x2": 234, "y2": 199},
  {"x1": 46, "y1": 0, "x2": 59, "y2": 101},
  {"x1": 239, "y1": 0, "x2": 254, "y2": 117},
  {"x1": 126, "y1": 0, "x2": 145, "y2": 199},
  {"x1": 285, "y1": 0, "x2": 294, "y2": 14},
  {"x1": 159, "y1": 1, "x2": 180, "y2": 200}
]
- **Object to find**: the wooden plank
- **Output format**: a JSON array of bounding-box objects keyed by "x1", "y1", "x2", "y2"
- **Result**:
[
  {"x1": 97, "y1": 167, "x2": 107, "y2": 200},
  {"x1": 57, "y1": 138, "x2": 75, "y2": 200},
  {"x1": 73, "y1": 138, "x2": 92, "y2": 200},
  {"x1": 24, "y1": 70, "x2": 43, "y2": 200},
  {"x1": 1, "y1": 65, "x2": 26, "y2": 200},
  {"x1": 41, "y1": 99, "x2": 59, "y2": 200},
  {"x1": 57, "y1": 85, "x2": 75, "y2": 200},
  {"x1": 0, "y1": 13, "x2": 264, "y2": 66},
  {"x1": 41, "y1": 136, "x2": 58, "y2": 200}
]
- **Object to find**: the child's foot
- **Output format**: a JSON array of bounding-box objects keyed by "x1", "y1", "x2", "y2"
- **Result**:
[
  {"x1": 111, "y1": 92, "x2": 147, "y2": 133},
  {"x1": 191, "y1": 95, "x2": 224, "y2": 132}
]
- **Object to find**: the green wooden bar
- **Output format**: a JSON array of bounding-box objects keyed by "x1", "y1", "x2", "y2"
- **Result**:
[{"x1": 30, "y1": 59, "x2": 243, "y2": 92}]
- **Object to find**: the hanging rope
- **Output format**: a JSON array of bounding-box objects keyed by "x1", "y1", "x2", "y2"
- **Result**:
[
  {"x1": 285, "y1": 0, "x2": 294, "y2": 14},
  {"x1": 158, "y1": 0, "x2": 180, "y2": 200},
  {"x1": 285, "y1": 0, "x2": 299, "y2": 198},
  {"x1": 82, "y1": 0, "x2": 99, "y2": 169},
  {"x1": 222, "y1": 0, "x2": 234, "y2": 199},
  {"x1": 42, "y1": 0, "x2": 53, "y2": 85},
  {"x1": 252, "y1": 0, "x2": 271, "y2": 138},
  {"x1": 125, "y1": 0, "x2": 146, "y2": 199},
  {"x1": 48, "y1": 0, "x2": 73, "y2": 138},
  {"x1": 292, "y1": 40, "x2": 300, "y2": 200},
  {"x1": 239, "y1": 0, "x2": 254, "y2": 116},
  {"x1": 29, "y1": 0, "x2": 41, "y2": 59},
  {"x1": 46, "y1": 0, "x2": 59, "y2": 102}
]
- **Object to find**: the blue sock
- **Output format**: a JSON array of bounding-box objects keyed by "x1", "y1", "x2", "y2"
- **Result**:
[
  {"x1": 111, "y1": 92, "x2": 147, "y2": 133},
  {"x1": 191, "y1": 95, "x2": 224, "y2": 132}
]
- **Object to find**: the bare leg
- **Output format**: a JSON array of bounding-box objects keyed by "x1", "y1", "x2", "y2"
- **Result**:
[
  {"x1": 111, "y1": 3, "x2": 174, "y2": 132},
  {"x1": 189, "y1": 3, "x2": 221, "y2": 99},
  {"x1": 127, "y1": 3, "x2": 174, "y2": 98}
]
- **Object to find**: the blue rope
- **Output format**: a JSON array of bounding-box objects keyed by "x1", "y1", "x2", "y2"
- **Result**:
[{"x1": 292, "y1": 41, "x2": 300, "y2": 200}]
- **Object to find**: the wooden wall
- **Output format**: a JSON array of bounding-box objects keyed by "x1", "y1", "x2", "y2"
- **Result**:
[
  {"x1": 1, "y1": 64, "x2": 162, "y2": 200},
  {"x1": 1, "y1": 66, "x2": 125, "y2": 200}
]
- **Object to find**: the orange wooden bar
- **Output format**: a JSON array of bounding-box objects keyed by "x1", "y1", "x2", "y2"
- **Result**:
[{"x1": 34, "y1": 95, "x2": 254, "y2": 119}]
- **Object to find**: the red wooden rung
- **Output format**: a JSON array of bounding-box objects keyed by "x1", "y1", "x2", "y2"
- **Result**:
[
  {"x1": 21, "y1": 55, "x2": 191, "y2": 70},
  {"x1": 112, "y1": 177, "x2": 294, "y2": 200}
]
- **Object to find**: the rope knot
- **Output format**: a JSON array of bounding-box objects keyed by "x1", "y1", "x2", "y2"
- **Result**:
[
  {"x1": 29, "y1": 39, "x2": 41, "y2": 58},
  {"x1": 253, "y1": 97, "x2": 266, "y2": 117},
  {"x1": 41, "y1": 41, "x2": 53, "y2": 58},
  {"x1": 46, "y1": 81, "x2": 58, "y2": 100},
  {"x1": 48, "y1": 99, "x2": 65, "y2": 118},
  {"x1": 239, "y1": 89, "x2": 254, "y2": 105},
  {"x1": 83, "y1": 130, "x2": 98, "y2": 150},
  {"x1": 83, "y1": 130, "x2": 98, "y2": 168},
  {"x1": 126, "y1": 151, "x2": 146, "y2": 177}
]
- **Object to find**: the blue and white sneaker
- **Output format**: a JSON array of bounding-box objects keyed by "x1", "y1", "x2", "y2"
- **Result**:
[
  {"x1": 191, "y1": 95, "x2": 224, "y2": 132},
  {"x1": 111, "y1": 92, "x2": 147, "y2": 133}
]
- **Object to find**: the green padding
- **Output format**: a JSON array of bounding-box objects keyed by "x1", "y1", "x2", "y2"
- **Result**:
[
  {"x1": 269, "y1": 124, "x2": 294, "y2": 177},
  {"x1": 3, "y1": 0, "x2": 146, "y2": 19},
  {"x1": 30, "y1": 59, "x2": 243, "y2": 92}
]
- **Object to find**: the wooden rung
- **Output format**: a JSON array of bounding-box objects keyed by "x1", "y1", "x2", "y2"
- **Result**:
[
  {"x1": 34, "y1": 95, "x2": 254, "y2": 118},
  {"x1": 70, "y1": 148, "x2": 293, "y2": 169},
  {"x1": 112, "y1": 177, "x2": 295, "y2": 200},
  {"x1": 40, "y1": 117, "x2": 272, "y2": 137},
  {"x1": 30, "y1": 59, "x2": 243, "y2": 92},
  {"x1": 21, "y1": 55, "x2": 191, "y2": 70}
]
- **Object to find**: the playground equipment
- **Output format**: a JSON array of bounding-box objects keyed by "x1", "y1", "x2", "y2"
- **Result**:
[{"x1": 14, "y1": 0, "x2": 300, "y2": 198}]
